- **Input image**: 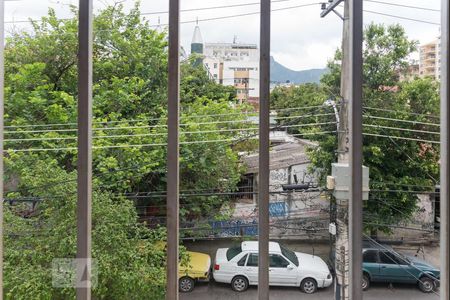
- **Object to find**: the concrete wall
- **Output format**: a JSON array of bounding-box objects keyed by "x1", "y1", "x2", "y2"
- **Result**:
[
  {"x1": 377, "y1": 193, "x2": 436, "y2": 242},
  {"x1": 229, "y1": 162, "x2": 330, "y2": 240}
]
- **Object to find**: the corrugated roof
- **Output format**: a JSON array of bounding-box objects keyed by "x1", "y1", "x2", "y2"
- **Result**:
[{"x1": 242, "y1": 140, "x2": 315, "y2": 174}]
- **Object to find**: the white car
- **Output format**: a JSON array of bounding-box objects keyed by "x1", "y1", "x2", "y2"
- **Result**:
[{"x1": 213, "y1": 241, "x2": 332, "y2": 294}]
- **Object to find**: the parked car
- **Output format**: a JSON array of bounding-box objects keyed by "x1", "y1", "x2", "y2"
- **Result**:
[
  {"x1": 362, "y1": 242, "x2": 440, "y2": 293},
  {"x1": 179, "y1": 250, "x2": 212, "y2": 292},
  {"x1": 213, "y1": 241, "x2": 332, "y2": 294},
  {"x1": 155, "y1": 242, "x2": 211, "y2": 292}
]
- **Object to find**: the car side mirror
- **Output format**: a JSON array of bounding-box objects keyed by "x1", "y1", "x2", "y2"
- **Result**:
[{"x1": 287, "y1": 265, "x2": 294, "y2": 270}]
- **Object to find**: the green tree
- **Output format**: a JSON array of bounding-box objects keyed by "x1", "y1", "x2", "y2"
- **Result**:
[
  {"x1": 4, "y1": 157, "x2": 171, "y2": 299},
  {"x1": 272, "y1": 23, "x2": 439, "y2": 232},
  {"x1": 3, "y1": 2, "x2": 250, "y2": 298},
  {"x1": 4, "y1": 2, "x2": 248, "y2": 216}
]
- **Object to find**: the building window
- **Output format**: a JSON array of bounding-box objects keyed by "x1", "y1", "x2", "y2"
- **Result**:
[
  {"x1": 214, "y1": 63, "x2": 218, "y2": 69},
  {"x1": 213, "y1": 74, "x2": 218, "y2": 79}
]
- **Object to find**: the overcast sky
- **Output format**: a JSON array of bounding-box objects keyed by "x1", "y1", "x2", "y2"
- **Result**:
[{"x1": 4, "y1": 0, "x2": 441, "y2": 70}]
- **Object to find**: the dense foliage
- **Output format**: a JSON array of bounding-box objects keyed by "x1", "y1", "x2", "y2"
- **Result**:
[
  {"x1": 271, "y1": 23, "x2": 439, "y2": 233},
  {"x1": 3, "y1": 3, "x2": 248, "y2": 299}
]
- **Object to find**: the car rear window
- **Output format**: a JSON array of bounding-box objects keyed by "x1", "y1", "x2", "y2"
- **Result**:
[
  {"x1": 226, "y1": 245, "x2": 242, "y2": 261},
  {"x1": 237, "y1": 254, "x2": 248, "y2": 266},
  {"x1": 280, "y1": 244, "x2": 299, "y2": 267}
]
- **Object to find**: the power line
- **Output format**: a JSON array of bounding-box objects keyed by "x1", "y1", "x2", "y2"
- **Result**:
[
  {"x1": 364, "y1": 115, "x2": 440, "y2": 127},
  {"x1": 371, "y1": 181, "x2": 435, "y2": 189},
  {"x1": 363, "y1": 107, "x2": 440, "y2": 120},
  {"x1": 140, "y1": 0, "x2": 296, "y2": 15},
  {"x1": 362, "y1": 110, "x2": 439, "y2": 184},
  {"x1": 4, "y1": 2, "x2": 322, "y2": 25},
  {"x1": 5, "y1": 130, "x2": 336, "y2": 152},
  {"x1": 362, "y1": 222, "x2": 436, "y2": 233},
  {"x1": 4, "y1": 104, "x2": 331, "y2": 129},
  {"x1": 364, "y1": 124, "x2": 440, "y2": 135},
  {"x1": 363, "y1": 132, "x2": 439, "y2": 144},
  {"x1": 4, "y1": 112, "x2": 334, "y2": 135},
  {"x1": 365, "y1": 0, "x2": 440, "y2": 13},
  {"x1": 4, "y1": 121, "x2": 337, "y2": 143},
  {"x1": 364, "y1": 9, "x2": 440, "y2": 26},
  {"x1": 3, "y1": 2, "x2": 440, "y2": 36},
  {"x1": 370, "y1": 189, "x2": 439, "y2": 194}
]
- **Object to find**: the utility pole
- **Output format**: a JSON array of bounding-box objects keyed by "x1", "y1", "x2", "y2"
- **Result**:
[
  {"x1": 322, "y1": 1, "x2": 349, "y2": 299},
  {"x1": 321, "y1": 1, "x2": 366, "y2": 300}
]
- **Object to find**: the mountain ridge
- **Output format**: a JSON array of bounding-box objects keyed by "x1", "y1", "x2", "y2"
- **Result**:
[{"x1": 270, "y1": 56, "x2": 327, "y2": 85}]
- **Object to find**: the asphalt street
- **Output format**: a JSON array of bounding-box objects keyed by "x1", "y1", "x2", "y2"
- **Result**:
[
  {"x1": 181, "y1": 281, "x2": 440, "y2": 300},
  {"x1": 181, "y1": 240, "x2": 441, "y2": 300}
]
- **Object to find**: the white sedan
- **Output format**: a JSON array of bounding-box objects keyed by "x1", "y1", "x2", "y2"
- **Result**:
[{"x1": 213, "y1": 241, "x2": 332, "y2": 294}]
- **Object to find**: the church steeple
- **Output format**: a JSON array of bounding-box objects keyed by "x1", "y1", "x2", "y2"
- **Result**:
[
  {"x1": 191, "y1": 21, "x2": 204, "y2": 66},
  {"x1": 191, "y1": 21, "x2": 203, "y2": 54}
]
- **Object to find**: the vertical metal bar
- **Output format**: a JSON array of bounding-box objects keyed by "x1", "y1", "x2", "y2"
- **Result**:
[
  {"x1": 258, "y1": 0, "x2": 270, "y2": 299},
  {"x1": 349, "y1": 0, "x2": 363, "y2": 299},
  {"x1": 166, "y1": 0, "x2": 180, "y2": 298},
  {"x1": 441, "y1": 0, "x2": 450, "y2": 299},
  {"x1": 77, "y1": 0, "x2": 93, "y2": 299},
  {"x1": 0, "y1": 1, "x2": 4, "y2": 298}
]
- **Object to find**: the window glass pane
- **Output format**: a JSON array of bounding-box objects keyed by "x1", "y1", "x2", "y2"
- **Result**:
[
  {"x1": 237, "y1": 254, "x2": 248, "y2": 266},
  {"x1": 270, "y1": 254, "x2": 289, "y2": 268},
  {"x1": 379, "y1": 251, "x2": 403, "y2": 265},
  {"x1": 280, "y1": 244, "x2": 299, "y2": 266},
  {"x1": 226, "y1": 246, "x2": 242, "y2": 261},
  {"x1": 246, "y1": 253, "x2": 258, "y2": 267},
  {"x1": 363, "y1": 250, "x2": 378, "y2": 263}
]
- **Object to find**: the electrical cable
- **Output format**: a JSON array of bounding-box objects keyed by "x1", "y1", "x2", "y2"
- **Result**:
[
  {"x1": 4, "y1": 2, "x2": 322, "y2": 25},
  {"x1": 4, "y1": 122, "x2": 336, "y2": 143},
  {"x1": 364, "y1": 115, "x2": 439, "y2": 127},
  {"x1": 364, "y1": 107, "x2": 440, "y2": 120},
  {"x1": 4, "y1": 112, "x2": 334, "y2": 135},
  {"x1": 364, "y1": 124, "x2": 440, "y2": 135},
  {"x1": 365, "y1": 0, "x2": 440, "y2": 13},
  {"x1": 364, "y1": 10, "x2": 439, "y2": 26},
  {"x1": 363, "y1": 132, "x2": 439, "y2": 144}
]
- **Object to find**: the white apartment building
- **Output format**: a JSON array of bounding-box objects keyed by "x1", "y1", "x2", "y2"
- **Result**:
[
  {"x1": 190, "y1": 26, "x2": 260, "y2": 105},
  {"x1": 419, "y1": 38, "x2": 441, "y2": 80},
  {"x1": 203, "y1": 43, "x2": 260, "y2": 105}
]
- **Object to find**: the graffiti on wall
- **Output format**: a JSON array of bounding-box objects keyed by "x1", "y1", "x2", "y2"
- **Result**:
[{"x1": 269, "y1": 201, "x2": 288, "y2": 217}]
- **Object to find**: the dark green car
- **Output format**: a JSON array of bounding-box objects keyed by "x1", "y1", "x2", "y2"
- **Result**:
[{"x1": 362, "y1": 243, "x2": 440, "y2": 293}]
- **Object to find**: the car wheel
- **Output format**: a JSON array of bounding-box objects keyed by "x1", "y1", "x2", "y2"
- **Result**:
[
  {"x1": 179, "y1": 276, "x2": 195, "y2": 293},
  {"x1": 362, "y1": 273, "x2": 370, "y2": 291},
  {"x1": 418, "y1": 276, "x2": 436, "y2": 293},
  {"x1": 231, "y1": 276, "x2": 249, "y2": 292},
  {"x1": 301, "y1": 278, "x2": 318, "y2": 294}
]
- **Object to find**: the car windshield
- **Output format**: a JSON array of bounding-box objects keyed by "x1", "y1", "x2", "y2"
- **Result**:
[
  {"x1": 226, "y1": 245, "x2": 242, "y2": 261},
  {"x1": 396, "y1": 252, "x2": 411, "y2": 264},
  {"x1": 280, "y1": 244, "x2": 299, "y2": 266}
]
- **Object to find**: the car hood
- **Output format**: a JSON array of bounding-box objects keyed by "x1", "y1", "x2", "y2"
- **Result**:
[
  {"x1": 180, "y1": 251, "x2": 211, "y2": 273},
  {"x1": 405, "y1": 255, "x2": 439, "y2": 271},
  {"x1": 295, "y1": 252, "x2": 330, "y2": 275}
]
